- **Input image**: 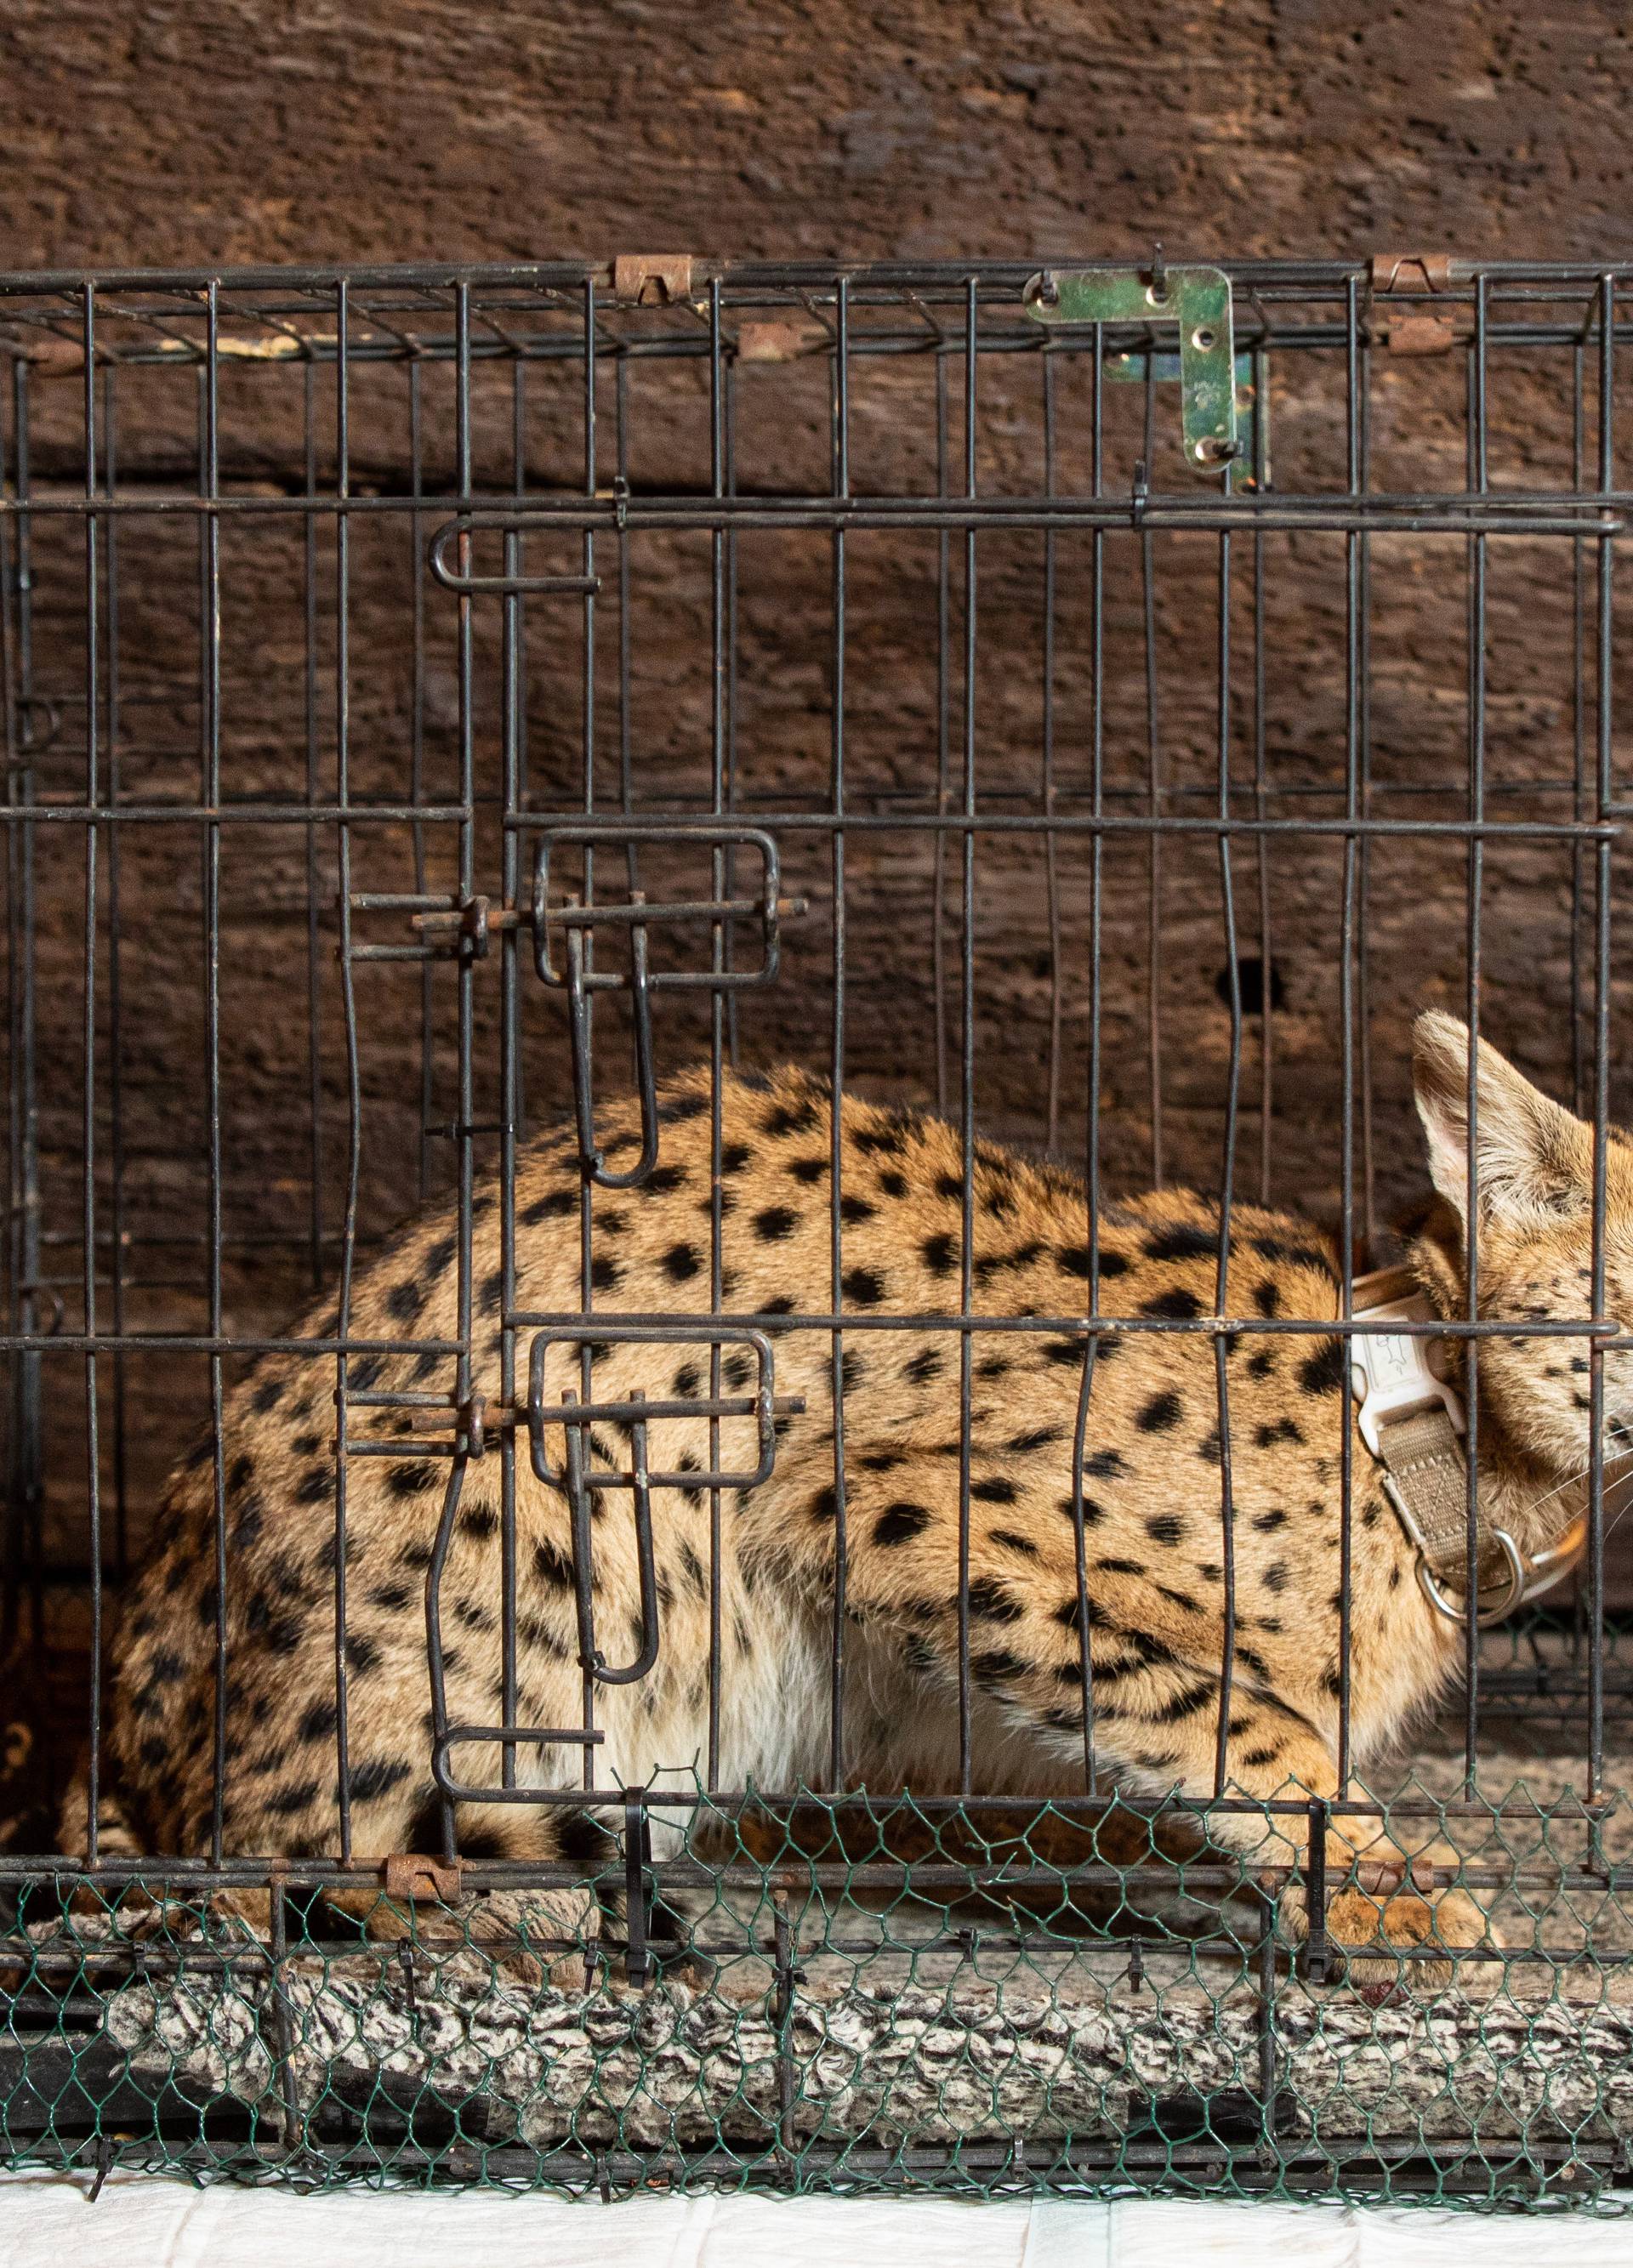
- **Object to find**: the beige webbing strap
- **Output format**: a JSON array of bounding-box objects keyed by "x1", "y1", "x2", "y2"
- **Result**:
[{"x1": 1371, "y1": 1402, "x2": 1509, "y2": 1594}]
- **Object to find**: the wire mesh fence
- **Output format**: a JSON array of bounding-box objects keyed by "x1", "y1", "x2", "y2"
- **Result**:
[{"x1": 3, "y1": 255, "x2": 1633, "y2": 2205}]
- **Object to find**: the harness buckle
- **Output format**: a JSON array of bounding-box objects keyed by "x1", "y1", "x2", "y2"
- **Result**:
[{"x1": 1348, "y1": 1289, "x2": 1465, "y2": 1459}]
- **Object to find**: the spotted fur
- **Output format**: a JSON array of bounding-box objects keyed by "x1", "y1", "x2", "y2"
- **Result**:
[{"x1": 68, "y1": 1013, "x2": 1626, "y2": 1985}]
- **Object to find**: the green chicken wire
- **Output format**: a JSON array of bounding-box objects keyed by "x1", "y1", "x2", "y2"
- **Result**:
[{"x1": 4, "y1": 1767, "x2": 1633, "y2": 2207}]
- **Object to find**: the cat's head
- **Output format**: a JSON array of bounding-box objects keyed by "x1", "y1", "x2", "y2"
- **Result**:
[{"x1": 1412, "y1": 1009, "x2": 1633, "y2": 1482}]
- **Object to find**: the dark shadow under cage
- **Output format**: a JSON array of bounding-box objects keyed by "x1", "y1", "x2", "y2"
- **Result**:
[{"x1": 3, "y1": 254, "x2": 1633, "y2": 2207}]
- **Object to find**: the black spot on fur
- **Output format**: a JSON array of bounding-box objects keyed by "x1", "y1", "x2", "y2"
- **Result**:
[
  {"x1": 1095, "y1": 1556, "x2": 1147, "y2": 1577},
  {"x1": 641, "y1": 1162, "x2": 690, "y2": 1196},
  {"x1": 839, "y1": 1192, "x2": 876, "y2": 1225},
  {"x1": 590, "y1": 1253, "x2": 622, "y2": 1293},
  {"x1": 1136, "y1": 1391, "x2": 1182, "y2": 1434},
  {"x1": 266, "y1": 1782, "x2": 319, "y2": 1817},
  {"x1": 386, "y1": 1280, "x2": 422, "y2": 1326},
  {"x1": 1083, "y1": 1447, "x2": 1127, "y2": 1480},
  {"x1": 252, "y1": 1375, "x2": 284, "y2": 1417},
  {"x1": 367, "y1": 1582, "x2": 413, "y2": 1612},
  {"x1": 788, "y1": 1155, "x2": 827, "y2": 1185},
  {"x1": 809, "y1": 1485, "x2": 838, "y2": 1524},
  {"x1": 1152, "y1": 1679, "x2": 1216, "y2": 1723},
  {"x1": 754, "y1": 1205, "x2": 799, "y2": 1243},
  {"x1": 1145, "y1": 1513, "x2": 1184, "y2": 1544},
  {"x1": 296, "y1": 1467, "x2": 332, "y2": 1507},
  {"x1": 1141, "y1": 1287, "x2": 1203, "y2": 1322},
  {"x1": 348, "y1": 1758, "x2": 410, "y2": 1802},
  {"x1": 1246, "y1": 1349, "x2": 1277, "y2": 1380},
  {"x1": 388, "y1": 1461, "x2": 440, "y2": 1502},
  {"x1": 905, "y1": 1347, "x2": 944, "y2": 1386},
  {"x1": 842, "y1": 1267, "x2": 885, "y2": 1307},
  {"x1": 968, "y1": 1577, "x2": 1023, "y2": 1623},
  {"x1": 879, "y1": 1168, "x2": 908, "y2": 1198},
  {"x1": 920, "y1": 1231, "x2": 958, "y2": 1280},
  {"x1": 1252, "y1": 1236, "x2": 1334, "y2": 1276},
  {"x1": 1252, "y1": 1280, "x2": 1281, "y2": 1320},
  {"x1": 1057, "y1": 1243, "x2": 1129, "y2": 1282},
  {"x1": 1009, "y1": 1425, "x2": 1062, "y2": 1453},
  {"x1": 971, "y1": 1650, "x2": 1027, "y2": 1686},
  {"x1": 840, "y1": 1350, "x2": 867, "y2": 1394},
  {"x1": 874, "y1": 1502, "x2": 930, "y2": 1546},
  {"x1": 458, "y1": 1502, "x2": 498, "y2": 1541},
  {"x1": 1144, "y1": 1224, "x2": 1222, "y2": 1263},
  {"x1": 523, "y1": 1188, "x2": 578, "y2": 1225},
  {"x1": 763, "y1": 1095, "x2": 821, "y2": 1140},
  {"x1": 1261, "y1": 1562, "x2": 1289, "y2": 1594},
  {"x1": 480, "y1": 1268, "x2": 505, "y2": 1314},
  {"x1": 853, "y1": 1122, "x2": 908, "y2": 1158},
  {"x1": 723, "y1": 1350, "x2": 754, "y2": 1391},
  {"x1": 1299, "y1": 1338, "x2": 1347, "y2": 1395},
  {"x1": 1255, "y1": 1418, "x2": 1305, "y2": 1449},
  {"x1": 557, "y1": 1810, "x2": 617, "y2": 1867},
  {"x1": 971, "y1": 1475, "x2": 1017, "y2": 1505},
  {"x1": 344, "y1": 1631, "x2": 381, "y2": 1675},
  {"x1": 663, "y1": 1242, "x2": 702, "y2": 1284},
  {"x1": 1253, "y1": 1509, "x2": 1288, "y2": 1532},
  {"x1": 1058, "y1": 1495, "x2": 1105, "y2": 1528},
  {"x1": 532, "y1": 1538, "x2": 576, "y2": 1588},
  {"x1": 990, "y1": 1528, "x2": 1039, "y2": 1557}
]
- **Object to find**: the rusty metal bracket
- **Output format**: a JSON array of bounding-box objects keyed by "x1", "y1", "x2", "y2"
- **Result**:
[
  {"x1": 383, "y1": 1851, "x2": 464, "y2": 1904},
  {"x1": 1370, "y1": 253, "x2": 1455, "y2": 296},
  {"x1": 1368, "y1": 253, "x2": 1471, "y2": 355},
  {"x1": 611, "y1": 254, "x2": 696, "y2": 307},
  {"x1": 737, "y1": 318, "x2": 829, "y2": 363}
]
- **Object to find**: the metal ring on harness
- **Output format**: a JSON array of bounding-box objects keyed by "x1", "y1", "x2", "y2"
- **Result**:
[{"x1": 1413, "y1": 1524, "x2": 1527, "y2": 1629}]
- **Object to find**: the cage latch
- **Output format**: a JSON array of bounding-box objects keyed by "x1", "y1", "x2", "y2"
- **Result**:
[
  {"x1": 531, "y1": 824, "x2": 789, "y2": 1189},
  {"x1": 525, "y1": 1325, "x2": 799, "y2": 1686},
  {"x1": 1368, "y1": 254, "x2": 1471, "y2": 355},
  {"x1": 1023, "y1": 251, "x2": 1239, "y2": 474}
]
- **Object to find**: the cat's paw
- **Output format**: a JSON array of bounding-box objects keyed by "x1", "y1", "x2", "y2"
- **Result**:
[{"x1": 1320, "y1": 1867, "x2": 1489, "y2": 1997}]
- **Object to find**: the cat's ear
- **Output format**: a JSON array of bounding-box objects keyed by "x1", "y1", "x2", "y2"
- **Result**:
[{"x1": 1413, "y1": 1011, "x2": 1592, "y2": 1229}]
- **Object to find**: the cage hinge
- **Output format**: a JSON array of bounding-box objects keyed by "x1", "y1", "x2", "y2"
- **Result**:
[
  {"x1": 610, "y1": 254, "x2": 696, "y2": 306},
  {"x1": 1368, "y1": 253, "x2": 1471, "y2": 355},
  {"x1": 1023, "y1": 249, "x2": 1239, "y2": 477},
  {"x1": 382, "y1": 1851, "x2": 464, "y2": 1903}
]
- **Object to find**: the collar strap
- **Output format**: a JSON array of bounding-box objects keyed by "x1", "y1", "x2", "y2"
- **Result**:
[{"x1": 1349, "y1": 1265, "x2": 1585, "y2": 1627}]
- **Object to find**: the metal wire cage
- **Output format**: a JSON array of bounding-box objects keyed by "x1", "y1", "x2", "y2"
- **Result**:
[{"x1": 3, "y1": 255, "x2": 1633, "y2": 2206}]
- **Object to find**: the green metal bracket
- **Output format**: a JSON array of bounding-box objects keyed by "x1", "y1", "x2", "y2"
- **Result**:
[
  {"x1": 1024, "y1": 261, "x2": 1240, "y2": 478},
  {"x1": 1103, "y1": 346, "x2": 1268, "y2": 492}
]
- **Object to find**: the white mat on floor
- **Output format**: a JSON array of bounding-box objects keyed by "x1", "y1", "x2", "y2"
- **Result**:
[{"x1": 3, "y1": 2171, "x2": 1633, "y2": 2268}]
